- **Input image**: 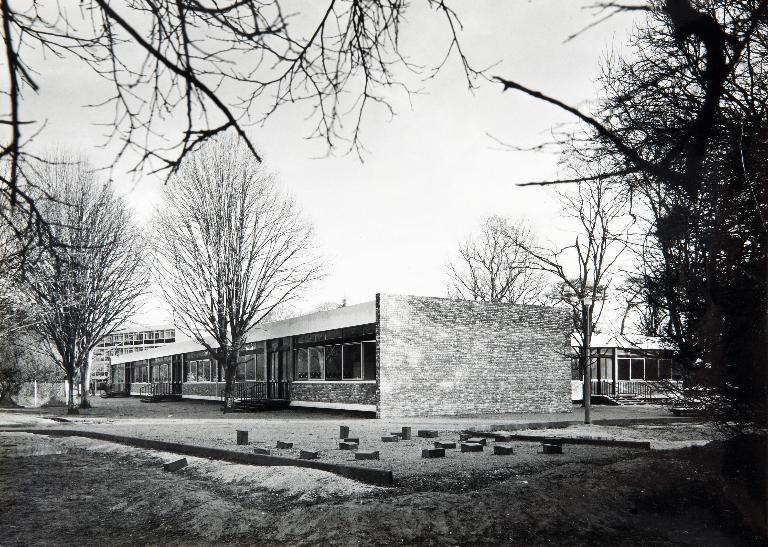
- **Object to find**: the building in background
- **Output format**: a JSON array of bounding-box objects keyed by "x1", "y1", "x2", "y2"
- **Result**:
[{"x1": 92, "y1": 325, "x2": 178, "y2": 391}]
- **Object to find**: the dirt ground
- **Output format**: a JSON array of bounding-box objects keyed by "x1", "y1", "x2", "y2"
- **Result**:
[{"x1": 1, "y1": 400, "x2": 765, "y2": 546}]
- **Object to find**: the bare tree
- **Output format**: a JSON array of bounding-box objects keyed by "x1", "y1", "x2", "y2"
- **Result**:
[
  {"x1": 18, "y1": 154, "x2": 149, "y2": 413},
  {"x1": 515, "y1": 179, "x2": 632, "y2": 412},
  {"x1": 0, "y1": 1, "x2": 477, "y2": 258},
  {"x1": 446, "y1": 216, "x2": 546, "y2": 305},
  {"x1": 153, "y1": 136, "x2": 322, "y2": 411}
]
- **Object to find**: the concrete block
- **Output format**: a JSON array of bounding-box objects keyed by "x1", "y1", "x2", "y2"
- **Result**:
[
  {"x1": 339, "y1": 441, "x2": 359, "y2": 451},
  {"x1": 422, "y1": 448, "x2": 445, "y2": 458},
  {"x1": 461, "y1": 442, "x2": 483, "y2": 453},
  {"x1": 343, "y1": 437, "x2": 360, "y2": 444},
  {"x1": 543, "y1": 437, "x2": 563, "y2": 446},
  {"x1": 276, "y1": 441, "x2": 293, "y2": 449},
  {"x1": 459, "y1": 432, "x2": 473, "y2": 441},
  {"x1": 493, "y1": 444, "x2": 515, "y2": 455},
  {"x1": 354, "y1": 450, "x2": 380, "y2": 461},
  {"x1": 381, "y1": 435, "x2": 400, "y2": 442},
  {"x1": 493, "y1": 433, "x2": 514, "y2": 442},
  {"x1": 299, "y1": 450, "x2": 319, "y2": 460},
  {"x1": 236, "y1": 430, "x2": 248, "y2": 445},
  {"x1": 466, "y1": 437, "x2": 487, "y2": 446},
  {"x1": 340, "y1": 425, "x2": 350, "y2": 439},
  {"x1": 253, "y1": 447, "x2": 271, "y2": 455},
  {"x1": 401, "y1": 426, "x2": 412, "y2": 440},
  {"x1": 434, "y1": 441, "x2": 456, "y2": 450},
  {"x1": 163, "y1": 458, "x2": 188, "y2": 472},
  {"x1": 542, "y1": 443, "x2": 563, "y2": 454},
  {"x1": 417, "y1": 430, "x2": 439, "y2": 438}
]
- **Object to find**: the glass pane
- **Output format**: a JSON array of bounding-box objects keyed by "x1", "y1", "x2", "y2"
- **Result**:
[
  {"x1": 598, "y1": 357, "x2": 613, "y2": 380},
  {"x1": 325, "y1": 345, "x2": 342, "y2": 380},
  {"x1": 645, "y1": 358, "x2": 659, "y2": 380},
  {"x1": 246, "y1": 357, "x2": 256, "y2": 381},
  {"x1": 255, "y1": 353, "x2": 266, "y2": 381},
  {"x1": 617, "y1": 359, "x2": 630, "y2": 380},
  {"x1": 659, "y1": 359, "x2": 672, "y2": 379},
  {"x1": 343, "y1": 344, "x2": 362, "y2": 380},
  {"x1": 236, "y1": 361, "x2": 246, "y2": 382},
  {"x1": 295, "y1": 348, "x2": 309, "y2": 380},
  {"x1": 363, "y1": 342, "x2": 376, "y2": 380},
  {"x1": 309, "y1": 347, "x2": 324, "y2": 379},
  {"x1": 202, "y1": 361, "x2": 211, "y2": 382},
  {"x1": 630, "y1": 359, "x2": 645, "y2": 380}
]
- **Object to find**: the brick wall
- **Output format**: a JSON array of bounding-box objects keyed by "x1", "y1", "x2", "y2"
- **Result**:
[
  {"x1": 377, "y1": 294, "x2": 572, "y2": 417},
  {"x1": 181, "y1": 382, "x2": 221, "y2": 397},
  {"x1": 291, "y1": 382, "x2": 377, "y2": 405}
]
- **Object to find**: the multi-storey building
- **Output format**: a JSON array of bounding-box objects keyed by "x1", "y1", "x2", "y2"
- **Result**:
[{"x1": 92, "y1": 325, "x2": 177, "y2": 389}]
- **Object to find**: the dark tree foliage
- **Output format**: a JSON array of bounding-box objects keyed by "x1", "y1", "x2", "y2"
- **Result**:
[
  {"x1": 596, "y1": 1, "x2": 767, "y2": 432},
  {"x1": 496, "y1": 0, "x2": 767, "y2": 433}
]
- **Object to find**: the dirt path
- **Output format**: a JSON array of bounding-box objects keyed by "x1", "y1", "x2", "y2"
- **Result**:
[{"x1": 0, "y1": 432, "x2": 761, "y2": 546}]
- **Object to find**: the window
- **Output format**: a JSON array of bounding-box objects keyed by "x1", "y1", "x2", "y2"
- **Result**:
[
  {"x1": 617, "y1": 358, "x2": 630, "y2": 380},
  {"x1": 362, "y1": 342, "x2": 376, "y2": 380},
  {"x1": 598, "y1": 356, "x2": 613, "y2": 380},
  {"x1": 164, "y1": 329, "x2": 174, "y2": 339},
  {"x1": 343, "y1": 344, "x2": 362, "y2": 379},
  {"x1": 645, "y1": 358, "x2": 659, "y2": 380},
  {"x1": 295, "y1": 348, "x2": 309, "y2": 380},
  {"x1": 308, "y1": 347, "x2": 323, "y2": 379},
  {"x1": 659, "y1": 359, "x2": 672, "y2": 379},
  {"x1": 630, "y1": 358, "x2": 645, "y2": 380},
  {"x1": 255, "y1": 352, "x2": 266, "y2": 381},
  {"x1": 324, "y1": 345, "x2": 342, "y2": 380},
  {"x1": 202, "y1": 360, "x2": 212, "y2": 382}
]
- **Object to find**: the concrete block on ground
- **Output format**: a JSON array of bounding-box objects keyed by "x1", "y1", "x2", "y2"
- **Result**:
[
  {"x1": 466, "y1": 437, "x2": 487, "y2": 446},
  {"x1": 163, "y1": 458, "x2": 188, "y2": 472},
  {"x1": 299, "y1": 450, "x2": 319, "y2": 460},
  {"x1": 543, "y1": 437, "x2": 563, "y2": 446},
  {"x1": 417, "y1": 430, "x2": 439, "y2": 438},
  {"x1": 401, "y1": 426, "x2": 412, "y2": 440},
  {"x1": 459, "y1": 432, "x2": 473, "y2": 441},
  {"x1": 493, "y1": 444, "x2": 515, "y2": 455},
  {"x1": 389, "y1": 432, "x2": 403, "y2": 438},
  {"x1": 253, "y1": 447, "x2": 271, "y2": 455},
  {"x1": 340, "y1": 425, "x2": 350, "y2": 439},
  {"x1": 339, "y1": 441, "x2": 359, "y2": 451},
  {"x1": 461, "y1": 442, "x2": 483, "y2": 453},
  {"x1": 422, "y1": 448, "x2": 445, "y2": 458},
  {"x1": 434, "y1": 441, "x2": 456, "y2": 450},
  {"x1": 236, "y1": 430, "x2": 248, "y2": 445},
  {"x1": 343, "y1": 437, "x2": 360, "y2": 444},
  {"x1": 542, "y1": 443, "x2": 563, "y2": 454},
  {"x1": 493, "y1": 433, "x2": 514, "y2": 442},
  {"x1": 381, "y1": 435, "x2": 400, "y2": 442},
  {"x1": 276, "y1": 441, "x2": 293, "y2": 449},
  {"x1": 354, "y1": 450, "x2": 380, "y2": 461}
]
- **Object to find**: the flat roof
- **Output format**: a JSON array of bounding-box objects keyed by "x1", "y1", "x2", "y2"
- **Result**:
[{"x1": 111, "y1": 300, "x2": 376, "y2": 364}]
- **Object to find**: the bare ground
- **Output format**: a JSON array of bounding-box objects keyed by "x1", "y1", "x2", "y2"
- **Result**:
[{"x1": 0, "y1": 431, "x2": 764, "y2": 547}]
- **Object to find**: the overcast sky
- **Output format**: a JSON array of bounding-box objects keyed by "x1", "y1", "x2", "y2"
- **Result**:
[{"x1": 21, "y1": 1, "x2": 644, "y2": 327}]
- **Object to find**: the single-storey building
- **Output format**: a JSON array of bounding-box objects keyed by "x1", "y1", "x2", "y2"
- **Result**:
[{"x1": 109, "y1": 293, "x2": 573, "y2": 417}]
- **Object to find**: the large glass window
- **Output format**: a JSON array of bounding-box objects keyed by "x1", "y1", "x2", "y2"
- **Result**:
[
  {"x1": 308, "y1": 347, "x2": 323, "y2": 379},
  {"x1": 645, "y1": 358, "x2": 659, "y2": 380},
  {"x1": 295, "y1": 348, "x2": 309, "y2": 380},
  {"x1": 363, "y1": 342, "x2": 376, "y2": 380},
  {"x1": 630, "y1": 358, "x2": 645, "y2": 380},
  {"x1": 255, "y1": 352, "x2": 266, "y2": 381},
  {"x1": 202, "y1": 360, "x2": 212, "y2": 382},
  {"x1": 236, "y1": 360, "x2": 246, "y2": 382},
  {"x1": 617, "y1": 358, "x2": 630, "y2": 380},
  {"x1": 325, "y1": 345, "x2": 342, "y2": 380},
  {"x1": 659, "y1": 359, "x2": 672, "y2": 379},
  {"x1": 343, "y1": 344, "x2": 362, "y2": 379}
]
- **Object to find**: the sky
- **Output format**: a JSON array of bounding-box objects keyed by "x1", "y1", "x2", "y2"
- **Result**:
[{"x1": 16, "y1": 1, "x2": 645, "y2": 327}]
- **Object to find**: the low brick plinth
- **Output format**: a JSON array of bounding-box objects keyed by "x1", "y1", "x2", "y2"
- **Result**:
[
  {"x1": 381, "y1": 435, "x2": 399, "y2": 442},
  {"x1": 163, "y1": 458, "x2": 188, "y2": 472},
  {"x1": 253, "y1": 447, "x2": 271, "y2": 455},
  {"x1": 343, "y1": 437, "x2": 360, "y2": 444},
  {"x1": 339, "y1": 425, "x2": 350, "y2": 439},
  {"x1": 542, "y1": 443, "x2": 563, "y2": 454},
  {"x1": 276, "y1": 441, "x2": 293, "y2": 449},
  {"x1": 299, "y1": 450, "x2": 319, "y2": 460},
  {"x1": 339, "y1": 441, "x2": 359, "y2": 451},
  {"x1": 354, "y1": 451, "x2": 380, "y2": 461},
  {"x1": 493, "y1": 433, "x2": 514, "y2": 442},
  {"x1": 493, "y1": 444, "x2": 514, "y2": 455},
  {"x1": 422, "y1": 448, "x2": 445, "y2": 458},
  {"x1": 401, "y1": 427, "x2": 412, "y2": 440},
  {"x1": 461, "y1": 442, "x2": 483, "y2": 453},
  {"x1": 434, "y1": 441, "x2": 456, "y2": 450},
  {"x1": 417, "y1": 430, "x2": 438, "y2": 438},
  {"x1": 236, "y1": 430, "x2": 248, "y2": 445},
  {"x1": 543, "y1": 437, "x2": 563, "y2": 446}
]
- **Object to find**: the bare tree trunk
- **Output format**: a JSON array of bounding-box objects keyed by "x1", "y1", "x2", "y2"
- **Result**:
[
  {"x1": 79, "y1": 351, "x2": 92, "y2": 409},
  {"x1": 66, "y1": 367, "x2": 78, "y2": 415},
  {"x1": 221, "y1": 351, "x2": 234, "y2": 413}
]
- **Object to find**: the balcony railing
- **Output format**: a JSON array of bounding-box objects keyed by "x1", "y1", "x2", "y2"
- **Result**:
[{"x1": 591, "y1": 379, "x2": 683, "y2": 399}]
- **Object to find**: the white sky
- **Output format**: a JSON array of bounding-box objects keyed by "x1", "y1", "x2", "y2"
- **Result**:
[{"x1": 17, "y1": 1, "x2": 644, "y2": 326}]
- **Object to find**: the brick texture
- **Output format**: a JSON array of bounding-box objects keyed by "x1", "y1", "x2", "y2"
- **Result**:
[
  {"x1": 291, "y1": 382, "x2": 377, "y2": 405},
  {"x1": 377, "y1": 294, "x2": 572, "y2": 417}
]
